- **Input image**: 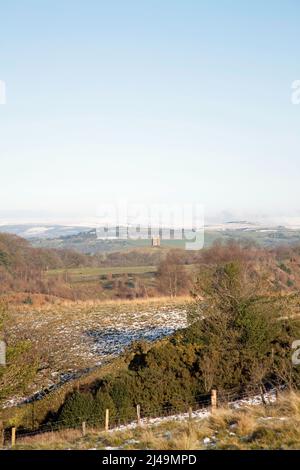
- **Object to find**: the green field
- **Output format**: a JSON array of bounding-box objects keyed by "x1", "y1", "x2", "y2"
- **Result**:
[
  {"x1": 46, "y1": 264, "x2": 199, "y2": 284},
  {"x1": 47, "y1": 265, "x2": 158, "y2": 281}
]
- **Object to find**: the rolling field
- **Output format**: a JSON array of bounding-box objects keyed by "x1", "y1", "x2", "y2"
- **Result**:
[
  {"x1": 46, "y1": 264, "x2": 198, "y2": 282},
  {"x1": 46, "y1": 265, "x2": 157, "y2": 281}
]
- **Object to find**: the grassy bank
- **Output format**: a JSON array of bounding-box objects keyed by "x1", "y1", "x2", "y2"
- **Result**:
[{"x1": 9, "y1": 391, "x2": 300, "y2": 450}]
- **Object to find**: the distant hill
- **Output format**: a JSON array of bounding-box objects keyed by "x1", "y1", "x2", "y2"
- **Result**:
[
  {"x1": 3, "y1": 223, "x2": 300, "y2": 255},
  {"x1": 0, "y1": 224, "x2": 93, "y2": 239},
  {"x1": 31, "y1": 225, "x2": 300, "y2": 254}
]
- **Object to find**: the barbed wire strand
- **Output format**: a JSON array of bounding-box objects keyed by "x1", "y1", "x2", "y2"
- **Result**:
[{"x1": 2, "y1": 384, "x2": 281, "y2": 444}]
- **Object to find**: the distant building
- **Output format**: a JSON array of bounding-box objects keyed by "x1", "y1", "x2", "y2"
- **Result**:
[{"x1": 151, "y1": 236, "x2": 161, "y2": 247}]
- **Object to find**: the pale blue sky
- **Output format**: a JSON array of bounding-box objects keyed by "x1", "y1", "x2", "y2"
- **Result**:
[{"x1": 0, "y1": 0, "x2": 300, "y2": 224}]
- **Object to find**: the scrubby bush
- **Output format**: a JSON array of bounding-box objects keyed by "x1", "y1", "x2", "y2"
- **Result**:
[
  {"x1": 59, "y1": 392, "x2": 95, "y2": 427},
  {"x1": 187, "y1": 261, "x2": 300, "y2": 391},
  {"x1": 93, "y1": 390, "x2": 117, "y2": 425},
  {"x1": 0, "y1": 301, "x2": 39, "y2": 404}
]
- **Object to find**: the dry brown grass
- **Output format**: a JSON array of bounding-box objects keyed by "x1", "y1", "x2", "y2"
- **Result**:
[
  {"x1": 170, "y1": 427, "x2": 201, "y2": 450},
  {"x1": 234, "y1": 410, "x2": 258, "y2": 436},
  {"x1": 14, "y1": 429, "x2": 83, "y2": 450},
  {"x1": 7, "y1": 391, "x2": 300, "y2": 450},
  {"x1": 13, "y1": 295, "x2": 192, "y2": 313},
  {"x1": 274, "y1": 390, "x2": 300, "y2": 417}
]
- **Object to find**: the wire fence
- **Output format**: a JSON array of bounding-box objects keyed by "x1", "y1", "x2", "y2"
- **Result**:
[{"x1": 1, "y1": 383, "x2": 282, "y2": 447}]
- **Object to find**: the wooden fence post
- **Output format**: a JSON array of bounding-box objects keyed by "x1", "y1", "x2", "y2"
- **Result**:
[
  {"x1": 211, "y1": 389, "x2": 217, "y2": 413},
  {"x1": 259, "y1": 385, "x2": 267, "y2": 405},
  {"x1": 105, "y1": 409, "x2": 109, "y2": 432},
  {"x1": 188, "y1": 406, "x2": 193, "y2": 422},
  {"x1": 137, "y1": 404, "x2": 141, "y2": 426},
  {"x1": 82, "y1": 421, "x2": 86, "y2": 437},
  {"x1": 11, "y1": 427, "x2": 16, "y2": 448}
]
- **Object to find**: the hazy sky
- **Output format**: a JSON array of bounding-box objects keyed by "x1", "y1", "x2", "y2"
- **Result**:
[{"x1": 0, "y1": 0, "x2": 300, "y2": 224}]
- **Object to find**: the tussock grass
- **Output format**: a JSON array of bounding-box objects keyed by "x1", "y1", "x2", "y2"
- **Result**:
[
  {"x1": 273, "y1": 390, "x2": 300, "y2": 417},
  {"x1": 15, "y1": 429, "x2": 83, "y2": 450}
]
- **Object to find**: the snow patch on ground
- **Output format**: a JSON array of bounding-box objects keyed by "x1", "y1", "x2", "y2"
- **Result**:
[
  {"x1": 108, "y1": 390, "x2": 279, "y2": 433},
  {"x1": 4, "y1": 303, "x2": 187, "y2": 408}
]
